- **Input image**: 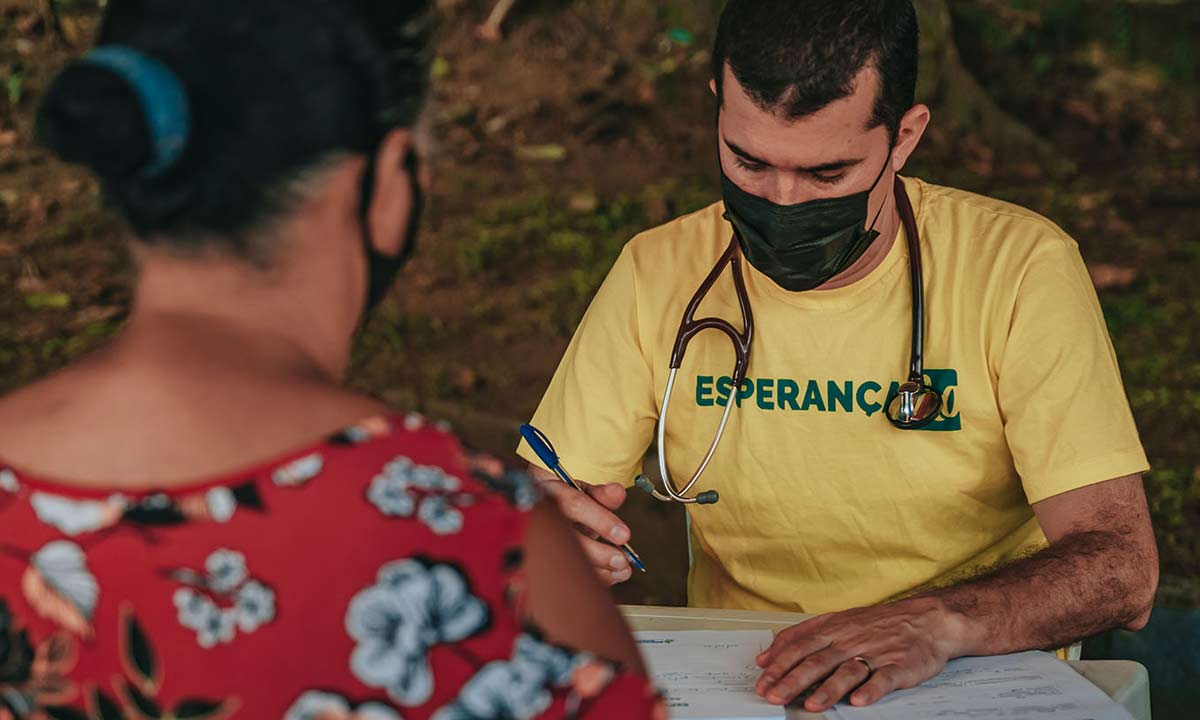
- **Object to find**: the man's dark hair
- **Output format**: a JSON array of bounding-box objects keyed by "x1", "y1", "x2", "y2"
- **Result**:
[
  {"x1": 712, "y1": 0, "x2": 919, "y2": 137},
  {"x1": 36, "y1": 0, "x2": 433, "y2": 254}
]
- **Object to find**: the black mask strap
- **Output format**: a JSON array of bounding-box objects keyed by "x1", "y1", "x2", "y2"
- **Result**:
[
  {"x1": 358, "y1": 144, "x2": 424, "y2": 314},
  {"x1": 863, "y1": 149, "x2": 893, "y2": 231}
]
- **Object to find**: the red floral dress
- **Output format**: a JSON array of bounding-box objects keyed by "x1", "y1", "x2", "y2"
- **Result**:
[{"x1": 0, "y1": 415, "x2": 661, "y2": 719}]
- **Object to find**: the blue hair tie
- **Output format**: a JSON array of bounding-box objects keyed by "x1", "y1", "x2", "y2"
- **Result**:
[{"x1": 79, "y1": 45, "x2": 191, "y2": 178}]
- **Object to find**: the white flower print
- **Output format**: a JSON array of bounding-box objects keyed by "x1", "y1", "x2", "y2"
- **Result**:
[
  {"x1": 403, "y1": 412, "x2": 425, "y2": 431},
  {"x1": 285, "y1": 691, "x2": 349, "y2": 720},
  {"x1": 417, "y1": 496, "x2": 464, "y2": 536},
  {"x1": 26, "y1": 492, "x2": 132, "y2": 537},
  {"x1": 433, "y1": 662, "x2": 550, "y2": 720},
  {"x1": 345, "y1": 704, "x2": 404, "y2": 720},
  {"x1": 374, "y1": 457, "x2": 459, "y2": 494},
  {"x1": 336, "y1": 417, "x2": 394, "y2": 445},
  {"x1": 433, "y1": 634, "x2": 589, "y2": 720},
  {"x1": 343, "y1": 426, "x2": 374, "y2": 444},
  {"x1": 205, "y1": 485, "x2": 237, "y2": 523},
  {"x1": 233, "y1": 580, "x2": 276, "y2": 633},
  {"x1": 367, "y1": 473, "x2": 417, "y2": 517},
  {"x1": 29, "y1": 493, "x2": 115, "y2": 536},
  {"x1": 477, "y1": 469, "x2": 542, "y2": 512},
  {"x1": 284, "y1": 691, "x2": 403, "y2": 720},
  {"x1": 273, "y1": 452, "x2": 325, "y2": 487},
  {"x1": 511, "y1": 633, "x2": 581, "y2": 685},
  {"x1": 505, "y1": 471, "x2": 542, "y2": 511},
  {"x1": 345, "y1": 560, "x2": 489, "y2": 707},
  {"x1": 407, "y1": 462, "x2": 459, "y2": 492},
  {"x1": 205, "y1": 549, "x2": 247, "y2": 593},
  {"x1": 196, "y1": 606, "x2": 236, "y2": 649},
  {"x1": 30, "y1": 541, "x2": 98, "y2": 622},
  {"x1": 173, "y1": 550, "x2": 278, "y2": 647},
  {"x1": 367, "y1": 457, "x2": 468, "y2": 535},
  {"x1": 0, "y1": 468, "x2": 18, "y2": 492},
  {"x1": 174, "y1": 587, "x2": 216, "y2": 631}
]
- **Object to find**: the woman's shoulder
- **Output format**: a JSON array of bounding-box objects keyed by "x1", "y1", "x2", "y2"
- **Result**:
[
  {"x1": 288, "y1": 411, "x2": 551, "y2": 579},
  {"x1": 276, "y1": 411, "x2": 544, "y2": 530}
]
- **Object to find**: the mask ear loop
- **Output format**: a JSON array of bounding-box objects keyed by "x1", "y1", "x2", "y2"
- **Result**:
[
  {"x1": 357, "y1": 142, "x2": 424, "y2": 313},
  {"x1": 357, "y1": 143, "x2": 379, "y2": 244},
  {"x1": 862, "y1": 149, "x2": 893, "y2": 233},
  {"x1": 397, "y1": 148, "x2": 425, "y2": 264}
]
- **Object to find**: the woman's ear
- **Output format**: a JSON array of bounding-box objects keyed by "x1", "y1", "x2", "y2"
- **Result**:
[{"x1": 366, "y1": 128, "x2": 415, "y2": 257}]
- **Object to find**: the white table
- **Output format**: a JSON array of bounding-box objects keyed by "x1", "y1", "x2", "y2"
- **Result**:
[{"x1": 621, "y1": 605, "x2": 1151, "y2": 720}]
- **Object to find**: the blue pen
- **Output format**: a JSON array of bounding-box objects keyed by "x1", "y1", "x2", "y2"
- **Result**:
[{"x1": 520, "y1": 424, "x2": 647, "y2": 573}]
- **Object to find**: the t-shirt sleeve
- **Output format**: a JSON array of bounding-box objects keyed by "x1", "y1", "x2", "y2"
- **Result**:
[
  {"x1": 517, "y1": 244, "x2": 659, "y2": 487},
  {"x1": 997, "y1": 235, "x2": 1149, "y2": 504}
]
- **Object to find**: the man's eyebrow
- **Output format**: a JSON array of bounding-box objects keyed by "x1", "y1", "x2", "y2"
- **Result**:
[
  {"x1": 723, "y1": 137, "x2": 865, "y2": 173},
  {"x1": 801, "y1": 158, "x2": 864, "y2": 173},
  {"x1": 724, "y1": 138, "x2": 771, "y2": 166}
]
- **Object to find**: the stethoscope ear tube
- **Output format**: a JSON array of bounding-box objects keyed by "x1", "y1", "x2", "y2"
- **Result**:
[
  {"x1": 884, "y1": 177, "x2": 944, "y2": 430},
  {"x1": 895, "y1": 175, "x2": 926, "y2": 385}
]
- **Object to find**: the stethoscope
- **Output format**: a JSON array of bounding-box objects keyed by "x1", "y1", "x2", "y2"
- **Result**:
[{"x1": 636, "y1": 177, "x2": 943, "y2": 506}]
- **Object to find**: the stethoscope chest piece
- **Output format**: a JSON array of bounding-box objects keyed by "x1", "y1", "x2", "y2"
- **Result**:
[{"x1": 886, "y1": 379, "x2": 943, "y2": 430}]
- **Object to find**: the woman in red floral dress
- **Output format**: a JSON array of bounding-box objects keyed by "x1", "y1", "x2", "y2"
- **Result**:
[{"x1": 0, "y1": 1, "x2": 661, "y2": 718}]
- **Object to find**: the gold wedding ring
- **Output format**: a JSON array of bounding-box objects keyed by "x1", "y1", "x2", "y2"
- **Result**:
[{"x1": 852, "y1": 656, "x2": 875, "y2": 674}]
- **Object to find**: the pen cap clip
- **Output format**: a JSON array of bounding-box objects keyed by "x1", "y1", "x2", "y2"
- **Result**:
[{"x1": 519, "y1": 424, "x2": 560, "y2": 469}]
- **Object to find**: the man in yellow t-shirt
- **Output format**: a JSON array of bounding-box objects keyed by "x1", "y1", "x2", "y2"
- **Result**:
[{"x1": 518, "y1": 0, "x2": 1158, "y2": 713}]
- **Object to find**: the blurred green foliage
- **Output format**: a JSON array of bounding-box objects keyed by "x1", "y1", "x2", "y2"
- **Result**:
[
  {"x1": 458, "y1": 182, "x2": 713, "y2": 333},
  {"x1": 956, "y1": 0, "x2": 1196, "y2": 82}
]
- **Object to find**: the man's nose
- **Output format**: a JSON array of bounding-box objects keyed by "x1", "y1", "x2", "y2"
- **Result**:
[{"x1": 763, "y1": 172, "x2": 818, "y2": 206}]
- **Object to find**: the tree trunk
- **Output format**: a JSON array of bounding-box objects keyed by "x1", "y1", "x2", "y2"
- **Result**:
[{"x1": 914, "y1": 0, "x2": 1076, "y2": 177}]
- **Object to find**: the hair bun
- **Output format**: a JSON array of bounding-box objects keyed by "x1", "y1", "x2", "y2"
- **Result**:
[{"x1": 37, "y1": 62, "x2": 153, "y2": 182}]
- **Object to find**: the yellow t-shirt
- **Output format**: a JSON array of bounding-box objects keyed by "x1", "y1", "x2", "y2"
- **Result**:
[{"x1": 518, "y1": 177, "x2": 1148, "y2": 614}]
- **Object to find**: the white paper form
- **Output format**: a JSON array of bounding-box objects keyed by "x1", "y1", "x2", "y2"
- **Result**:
[
  {"x1": 637, "y1": 630, "x2": 786, "y2": 719},
  {"x1": 827, "y1": 651, "x2": 1134, "y2": 720}
]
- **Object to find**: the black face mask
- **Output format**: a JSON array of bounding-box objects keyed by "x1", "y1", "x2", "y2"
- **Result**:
[
  {"x1": 358, "y1": 148, "x2": 424, "y2": 314},
  {"x1": 720, "y1": 154, "x2": 890, "y2": 292}
]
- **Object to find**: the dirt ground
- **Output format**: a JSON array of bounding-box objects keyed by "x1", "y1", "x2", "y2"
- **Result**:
[{"x1": 1, "y1": 0, "x2": 1198, "y2": 609}]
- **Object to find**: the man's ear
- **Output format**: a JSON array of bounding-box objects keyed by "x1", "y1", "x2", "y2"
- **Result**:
[
  {"x1": 891, "y1": 104, "x2": 931, "y2": 172},
  {"x1": 709, "y1": 78, "x2": 718, "y2": 96},
  {"x1": 367, "y1": 128, "x2": 415, "y2": 257}
]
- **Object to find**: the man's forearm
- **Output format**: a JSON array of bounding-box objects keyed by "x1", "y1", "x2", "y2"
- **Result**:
[
  {"x1": 924, "y1": 529, "x2": 1157, "y2": 657},
  {"x1": 755, "y1": 477, "x2": 1156, "y2": 709}
]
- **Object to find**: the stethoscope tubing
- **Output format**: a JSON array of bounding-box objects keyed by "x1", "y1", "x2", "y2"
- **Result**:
[{"x1": 654, "y1": 366, "x2": 737, "y2": 503}]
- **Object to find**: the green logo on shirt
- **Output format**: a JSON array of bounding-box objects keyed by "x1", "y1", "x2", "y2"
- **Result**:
[
  {"x1": 694, "y1": 369, "x2": 962, "y2": 431},
  {"x1": 921, "y1": 369, "x2": 961, "y2": 432}
]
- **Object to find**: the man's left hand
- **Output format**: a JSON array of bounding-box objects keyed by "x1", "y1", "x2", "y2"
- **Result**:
[{"x1": 755, "y1": 597, "x2": 970, "y2": 712}]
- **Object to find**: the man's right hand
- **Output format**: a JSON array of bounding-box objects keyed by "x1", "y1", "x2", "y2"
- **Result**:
[{"x1": 529, "y1": 466, "x2": 634, "y2": 585}]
